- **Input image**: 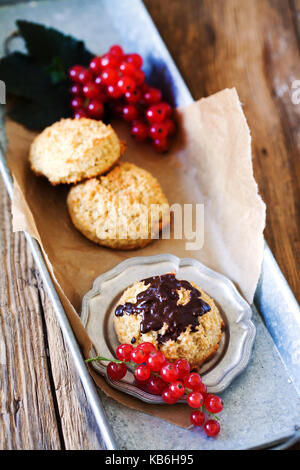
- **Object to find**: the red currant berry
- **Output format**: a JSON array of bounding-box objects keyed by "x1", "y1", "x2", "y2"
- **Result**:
[
  {"x1": 131, "y1": 348, "x2": 147, "y2": 364},
  {"x1": 94, "y1": 75, "x2": 104, "y2": 87},
  {"x1": 70, "y1": 83, "x2": 82, "y2": 95},
  {"x1": 106, "y1": 84, "x2": 123, "y2": 99},
  {"x1": 77, "y1": 68, "x2": 93, "y2": 84},
  {"x1": 71, "y1": 96, "x2": 84, "y2": 109},
  {"x1": 148, "y1": 122, "x2": 169, "y2": 140},
  {"x1": 69, "y1": 65, "x2": 85, "y2": 82},
  {"x1": 146, "y1": 103, "x2": 168, "y2": 123},
  {"x1": 109, "y1": 44, "x2": 124, "y2": 60},
  {"x1": 143, "y1": 87, "x2": 162, "y2": 105},
  {"x1": 131, "y1": 120, "x2": 149, "y2": 142},
  {"x1": 147, "y1": 376, "x2": 167, "y2": 395},
  {"x1": 175, "y1": 359, "x2": 191, "y2": 379},
  {"x1": 160, "y1": 363, "x2": 179, "y2": 383},
  {"x1": 137, "y1": 342, "x2": 156, "y2": 355},
  {"x1": 164, "y1": 118, "x2": 176, "y2": 136},
  {"x1": 190, "y1": 410, "x2": 206, "y2": 427},
  {"x1": 152, "y1": 137, "x2": 170, "y2": 153},
  {"x1": 134, "y1": 364, "x2": 151, "y2": 382},
  {"x1": 122, "y1": 104, "x2": 139, "y2": 122},
  {"x1": 162, "y1": 388, "x2": 179, "y2": 404},
  {"x1": 89, "y1": 56, "x2": 102, "y2": 74},
  {"x1": 204, "y1": 419, "x2": 220, "y2": 437},
  {"x1": 83, "y1": 82, "x2": 100, "y2": 99},
  {"x1": 183, "y1": 373, "x2": 203, "y2": 391},
  {"x1": 119, "y1": 61, "x2": 136, "y2": 76},
  {"x1": 125, "y1": 88, "x2": 142, "y2": 104},
  {"x1": 187, "y1": 392, "x2": 204, "y2": 408},
  {"x1": 100, "y1": 53, "x2": 119, "y2": 69},
  {"x1": 126, "y1": 53, "x2": 143, "y2": 69},
  {"x1": 97, "y1": 89, "x2": 109, "y2": 102},
  {"x1": 101, "y1": 68, "x2": 119, "y2": 86},
  {"x1": 204, "y1": 394, "x2": 224, "y2": 414},
  {"x1": 117, "y1": 76, "x2": 137, "y2": 94},
  {"x1": 94, "y1": 78, "x2": 108, "y2": 99},
  {"x1": 169, "y1": 380, "x2": 185, "y2": 399},
  {"x1": 116, "y1": 343, "x2": 134, "y2": 362},
  {"x1": 132, "y1": 69, "x2": 145, "y2": 86},
  {"x1": 159, "y1": 102, "x2": 173, "y2": 117},
  {"x1": 73, "y1": 108, "x2": 87, "y2": 119},
  {"x1": 107, "y1": 361, "x2": 127, "y2": 381},
  {"x1": 147, "y1": 351, "x2": 166, "y2": 372},
  {"x1": 141, "y1": 82, "x2": 150, "y2": 93},
  {"x1": 197, "y1": 382, "x2": 207, "y2": 395}
]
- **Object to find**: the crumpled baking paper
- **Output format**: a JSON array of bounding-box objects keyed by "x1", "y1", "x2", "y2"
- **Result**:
[{"x1": 6, "y1": 88, "x2": 266, "y2": 427}]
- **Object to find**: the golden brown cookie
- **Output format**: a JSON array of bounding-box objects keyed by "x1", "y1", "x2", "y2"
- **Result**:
[
  {"x1": 67, "y1": 162, "x2": 169, "y2": 250},
  {"x1": 29, "y1": 118, "x2": 125, "y2": 185},
  {"x1": 114, "y1": 274, "x2": 224, "y2": 367}
]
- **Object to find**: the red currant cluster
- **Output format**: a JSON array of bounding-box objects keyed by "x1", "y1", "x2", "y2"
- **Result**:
[
  {"x1": 68, "y1": 45, "x2": 176, "y2": 153},
  {"x1": 87, "y1": 342, "x2": 223, "y2": 437}
]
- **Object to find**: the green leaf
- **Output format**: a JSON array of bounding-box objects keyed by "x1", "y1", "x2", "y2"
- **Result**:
[
  {"x1": 0, "y1": 20, "x2": 95, "y2": 129},
  {"x1": 0, "y1": 52, "x2": 53, "y2": 100},
  {"x1": 7, "y1": 96, "x2": 72, "y2": 130},
  {"x1": 16, "y1": 20, "x2": 93, "y2": 69},
  {"x1": 44, "y1": 56, "x2": 67, "y2": 84}
]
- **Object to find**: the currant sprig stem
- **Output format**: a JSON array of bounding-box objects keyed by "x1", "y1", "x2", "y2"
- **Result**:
[
  {"x1": 85, "y1": 355, "x2": 133, "y2": 368},
  {"x1": 85, "y1": 341, "x2": 222, "y2": 437}
]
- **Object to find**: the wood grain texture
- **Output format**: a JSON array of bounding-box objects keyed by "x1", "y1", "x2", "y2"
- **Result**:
[
  {"x1": 36, "y1": 277, "x2": 104, "y2": 450},
  {"x1": 0, "y1": 181, "x2": 61, "y2": 449},
  {"x1": 0, "y1": 178, "x2": 104, "y2": 449},
  {"x1": 144, "y1": 0, "x2": 300, "y2": 304}
]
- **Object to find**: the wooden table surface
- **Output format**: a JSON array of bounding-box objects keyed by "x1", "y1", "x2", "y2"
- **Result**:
[{"x1": 0, "y1": 0, "x2": 299, "y2": 450}]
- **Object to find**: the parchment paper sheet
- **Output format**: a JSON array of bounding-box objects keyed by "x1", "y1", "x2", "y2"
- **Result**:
[{"x1": 7, "y1": 88, "x2": 266, "y2": 427}]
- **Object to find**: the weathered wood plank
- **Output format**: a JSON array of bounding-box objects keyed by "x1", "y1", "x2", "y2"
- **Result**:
[
  {"x1": 0, "y1": 180, "x2": 62, "y2": 450},
  {"x1": 0, "y1": 176, "x2": 104, "y2": 450},
  {"x1": 36, "y1": 275, "x2": 104, "y2": 450},
  {"x1": 144, "y1": 0, "x2": 300, "y2": 305}
]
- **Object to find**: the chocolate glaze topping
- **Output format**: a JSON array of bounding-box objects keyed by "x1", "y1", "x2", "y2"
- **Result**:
[{"x1": 115, "y1": 273, "x2": 211, "y2": 343}]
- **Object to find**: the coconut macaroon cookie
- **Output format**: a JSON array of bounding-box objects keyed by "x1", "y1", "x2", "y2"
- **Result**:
[
  {"x1": 67, "y1": 162, "x2": 169, "y2": 250},
  {"x1": 114, "y1": 273, "x2": 224, "y2": 367},
  {"x1": 29, "y1": 118, "x2": 125, "y2": 185}
]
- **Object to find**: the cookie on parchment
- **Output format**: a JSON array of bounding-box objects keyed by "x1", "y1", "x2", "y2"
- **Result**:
[
  {"x1": 67, "y1": 162, "x2": 169, "y2": 250},
  {"x1": 29, "y1": 118, "x2": 125, "y2": 185}
]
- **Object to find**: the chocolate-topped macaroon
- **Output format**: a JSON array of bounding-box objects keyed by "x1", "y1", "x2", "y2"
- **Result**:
[{"x1": 114, "y1": 273, "x2": 224, "y2": 367}]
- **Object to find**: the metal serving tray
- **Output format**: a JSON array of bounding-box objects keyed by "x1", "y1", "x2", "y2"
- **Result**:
[{"x1": 0, "y1": 0, "x2": 299, "y2": 450}]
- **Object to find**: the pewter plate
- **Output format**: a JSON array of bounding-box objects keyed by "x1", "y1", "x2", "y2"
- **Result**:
[{"x1": 81, "y1": 254, "x2": 255, "y2": 400}]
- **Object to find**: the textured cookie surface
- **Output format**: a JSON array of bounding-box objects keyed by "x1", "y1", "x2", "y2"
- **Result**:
[
  {"x1": 29, "y1": 118, "x2": 124, "y2": 184},
  {"x1": 67, "y1": 162, "x2": 169, "y2": 249},
  {"x1": 114, "y1": 274, "x2": 224, "y2": 367}
]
